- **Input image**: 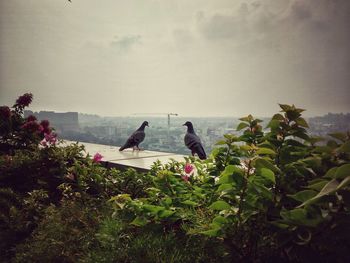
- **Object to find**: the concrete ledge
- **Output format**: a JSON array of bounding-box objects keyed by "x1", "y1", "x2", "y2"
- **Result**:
[{"x1": 63, "y1": 140, "x2": 186, "y2": 172}]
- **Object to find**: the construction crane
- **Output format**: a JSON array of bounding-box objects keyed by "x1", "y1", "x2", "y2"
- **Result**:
[{"x1": 133, "y1": 113, "x2": 178, "y2": 143}]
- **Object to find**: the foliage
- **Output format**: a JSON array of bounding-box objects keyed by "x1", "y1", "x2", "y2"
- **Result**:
[
  {"x1": 1, "y1": 95, "x2": 349, "y2": 262},
  {"x1": 110, "y1": 104, "x2": 350, "y2": 262}
]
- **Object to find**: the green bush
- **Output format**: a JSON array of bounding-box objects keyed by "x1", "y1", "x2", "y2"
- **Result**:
[{"x1": 1, "y1": 95, "x2": 349, "y2": 262}]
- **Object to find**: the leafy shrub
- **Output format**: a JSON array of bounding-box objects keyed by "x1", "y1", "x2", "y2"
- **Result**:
[{"x1": 110, "y1": 104, "x2": 350, "y2": 262}]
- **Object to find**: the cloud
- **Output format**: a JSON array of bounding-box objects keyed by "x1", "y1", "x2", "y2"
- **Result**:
[{"x1": 110, "y1": 35, "x2": 141, "y2": 51}]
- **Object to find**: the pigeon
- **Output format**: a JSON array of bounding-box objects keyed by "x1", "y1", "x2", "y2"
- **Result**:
[
  {"x1": 183, "y1": 121, "x2": 206, "y2": 160},
  {"x1": 119, "y1": 121, "x2": 149, "y2": 151}
]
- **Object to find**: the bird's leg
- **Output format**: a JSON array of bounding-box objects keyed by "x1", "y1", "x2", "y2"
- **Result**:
[{"x1": 133, "y1": 146, "x2": 136, "y2": 151}]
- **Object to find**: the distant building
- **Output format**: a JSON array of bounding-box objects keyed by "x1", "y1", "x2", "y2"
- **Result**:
[{"x1": 24, "y1": 110, "x2": 79, "y2": 133}]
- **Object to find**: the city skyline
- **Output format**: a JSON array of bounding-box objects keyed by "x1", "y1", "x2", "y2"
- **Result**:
[{"x1": 1, "y1": 0, "x2": 350, "y2": 117}]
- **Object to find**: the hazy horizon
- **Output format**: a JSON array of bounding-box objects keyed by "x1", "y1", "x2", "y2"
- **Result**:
[
  {"x1": 1, "y1": 0, "x2": 349, "y2": 117},
  {"x1": 24, "y1": 107, "x2": 350, "y2": 119}
]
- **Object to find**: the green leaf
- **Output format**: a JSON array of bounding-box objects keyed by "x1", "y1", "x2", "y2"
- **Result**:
[
  {"x1": 279, "y1": 104, "x2": 292, "y2": 112},
  {"x1": 215, "y1": 140, "x2": 227, "y2": 145},
  {"x1": 272, "y1": 113, "x2": 285, "y2": 121},
  {"x1": 237, "y1": 122, "x2": 249, "y2": 131},
  {"x1": 217, "y1": 183, "x2": 234, "y2": 193},
  {"x1": 260, "y1": 168, "x2": 275, "y2": 183},
  {"x1": 337, "y1": 141, "x2": 350, "y2": 153},
  {"x1": 334, "y1": 164, "x2": 350, "y2": 179},
  {"x1": 256, "y1": 148, "x2": 276, "y2": 156},
  {"x1": 200, "y1": 227, "x2": 221, "y2": 237},
  {"x1": 130, "y1": 216, "x2": 149, "y2": 226},
  {"x1": 286, "y1": 110, "x2": 301, "y2": 121},
  {"x1": 143, "y1": 204, "x2": 164, "y2": 214},
  {"x1": 324, "y1": 167, "x2": 338, "y2": 178},
  {"x1": 299, "y1": 179, "x2": 339, "y2": 207},
  {"x1": 217, "y1": 165, "x2": 243, "y2": 185},
  {"x1": 288, "y1": 190, "x2": 317, "y2": 203},
  {"x1": 212, "y1": 215, "x2": 228, "y2": 227},
  {"x1": 239, "y1": 115, "x2": 253, "y2": 123},
  {"x1": 308, "y1": 180, "x2": 328, "y2": 191},
  {"x1": 255, "y1": 158, "x2": 281, "y2": 174},
  {"x1": 295, "y1": 117, "x2": 309, "y2": 128},
  {"x1": 159, "y1": 210, "x2": 175, "y2": 218},
  {"x1": 329, "y1": 132, "x2": 347, "y2": 142},
  {"x1": 181, "y1": 200, "x2": 199, "y2": 206},
  {"x1": 281, "y1": 208, "x2": 322, "y2": 227},
  {"x1": 337, "y1": 176, "x2": 350, "y2": 190},
  {"x1": 209, "y1": 200, "x2": 231, "y2": 211},
  {"x1": 267, "y1": 119, "x2": 280, "y2": 130}
]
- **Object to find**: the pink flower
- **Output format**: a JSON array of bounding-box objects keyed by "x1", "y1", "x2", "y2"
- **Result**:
[
  {"x1": 40, "y1": 139, "x2": 48, "y2": 147},
  {"x1": 26, "y1": 115, "x2": 37, "y2": 122},
  {"x1": 93, "y1": 153, "x2": 103, "y2": 163},
  {"x1": 40, "y1": 120, "x2": 50, "y2": 128},
  {"x1": 22, "y1": 121, "x2": 40, "y2": 132},
  {"x1": 184, "y1": 163, "x2": 194, "y2": 174},
  {"x1": 181, "y1": 175, "x2": 189, "y2": 182},
  {"x1": 15, "y1": 93, "x2": 33, "y2": 107},
  {"x1": 44, "y1": 132, "x2": 57, "y2": 145},
  {"x1": 40, "y1": 120, "x2": 51, "y2": 134}
]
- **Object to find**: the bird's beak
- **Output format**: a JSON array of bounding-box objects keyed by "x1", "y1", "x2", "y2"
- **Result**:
[{"x1": 182, "y1": 123, "x2": 186, "y2": 126}]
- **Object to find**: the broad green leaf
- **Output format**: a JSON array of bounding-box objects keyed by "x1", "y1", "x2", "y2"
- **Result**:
[
  {"x1": 250, "y1": 183, "x2": 273, "y2": 200},
  {"x1": 329, "y1": 132, "x2": 347, "y2": 142},
  {"x1": 217, "y1": 165, "x2": 243, "y2": 185},
  {"x1": 240, "y1": 145, "x2": 253, "y2": 152},
  {"x1": 212, "y1": 215, "x2": 228, "y2": 226},
  {"x1": 217, "y1": 183, "x2": 234, "y2": 193},
  {"x1": 143, "y1": 204, "x2": 164, "y2": 214},
  {"x1": 237, "y1": 122, "x2": 249, "y2": 131},
  {"x1": 181, "y1": 200, "x2": 198, "y2": 206},
  {"x1": 239, "y1": 115, "x2": 253, "y2": 123},
  {"x1": 281, "y1": 208, "x2": 322, "y2": 227},
  {"x1": 337, "y1": 176, "x2": 350, "y2": 190},
  {"x1": 267, "y1": 119, "x2": 280, "y2": 130},
  {"x1": 313, "y1": 146, "x2": 332, "y2": 154},
  {"x1": 279, "y1": 104, "x2": 292, "y2": 112},
  {"x1": 209, "y1": 200, "x2": 231, "y2": 211},
  {"x1": 300, "y1": 179, "x2": 339, "y2": 207},
  {"x1": 200, "y1": 227, "x2": 221, "y2": 237},
  {"x1": 256, "y1": 148, "x2": 276, "y2": 156},
  {"x1": 159, "y1": 210, "x2": 175, "y2": 218},
  {"x1": 272, "y1": 113, "x2": 285, "y2": 120},
  {"x1": 334, "y1": 164, "x2": 350, "y2": 179},
  {"x1": 288, "y1": 190, "x2": 317, "y2": 203},
  {"x1": 255, "y1": 158, "x2": 281, "y2": 174},
  {"x1": 327, "y1": 140, "x2": 339, "y2": 149},
  {"x1": 337, "y1": 141, "x2": 350, "y2": 153},
  {"x1": 260, "y1": 168, "x2": 275, "y2": 183},
  {"x1": 308, "y1": 180, "x2": 328, "y2": 191},
  {"x1": 130, "y1": 216, "x2": 149, "y2": 226},
  {"x1": 286, "y1": 110, "x2": 301, "y2": 121},
  {"x1": 215, "y1": 140, "x2": 227, "y2": 145},
  {"x1": 293, "y1": 131, "x2": 310, "y2": 141},
  {"x1": 324, "y1": 167, "x2": 338, "y2": 178},
  {"x1": 295, "y1": 117, "x2": 309, "y2": 128}
]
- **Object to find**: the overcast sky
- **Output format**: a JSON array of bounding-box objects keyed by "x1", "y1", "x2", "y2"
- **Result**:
[{"x1": 0, "y1": 0, "x2": 349, "y2": 117}]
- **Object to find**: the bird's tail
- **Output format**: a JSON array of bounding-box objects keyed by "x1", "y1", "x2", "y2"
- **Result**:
[{"x1": 195, "y1": 144, "x2": 207, "y2": 160}]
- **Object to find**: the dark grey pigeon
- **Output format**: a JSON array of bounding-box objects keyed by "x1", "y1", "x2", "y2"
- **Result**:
[
  {"x1": 183, "y1": 121, "x2": 206, "y2": 160},
  {"x1": 119, "y1": 121, "x2": 149, "y2": 151}
]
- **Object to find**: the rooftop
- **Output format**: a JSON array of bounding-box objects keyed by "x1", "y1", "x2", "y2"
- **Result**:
[{"x1": 63, "y1": 140, "x2": 186, "y2": 172}]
